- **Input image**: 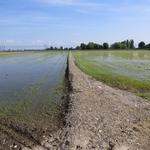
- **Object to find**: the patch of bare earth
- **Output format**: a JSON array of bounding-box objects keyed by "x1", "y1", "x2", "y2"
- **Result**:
[{"x1": 57, "y1": 53, "x2": 150, "y2": 150}]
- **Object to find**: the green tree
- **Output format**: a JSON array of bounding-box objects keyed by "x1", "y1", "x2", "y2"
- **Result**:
[
  {"x1": 121, "y1": 43, "x2": 127, "y2": 49},
  {"x1": 75, "y1": 46, "x2": 80, "y2": 50},
  {"x1": 50, "y1": 46, "x2": 54, "y2": 50},
  {"x1": 54, "y1": 47, "x2": 58, "y2": 50},
  {"x1": 111, "y1": 42, "x2": 122, "y2": 49},
  {"x1": 130, "y1": 40, "x2": 135, "y2": 49},
  {"x1": 80, "y1": 43, "x2": 87, "y2": 50},
  {"x1": 87, "y1": 42, "x2": 95, "y2": 49},
  {"x1": 94, "y1": 43, "x2": 99, "y2": 49},
  {"x1": 138, "y1": 41, "x2": 145, "y2": 49},
  {"x1": 103, "y1": 43, "x2": 109, "y2": 49},
  {"x1": 126, "y1": 40, "x2": 130, "y2": 49},
  {"x1": 121, "y1": 41, "x2": 127, "y2": 49},
  {"x1": 64, "y1": 47, "x2": 69, "y2": 50},
  {"x1": 60, "y1": 46, "x2": 63, "y2": 50},
  {"x1": 145, "y1": 44, "x2": 150, "y2": 49}
]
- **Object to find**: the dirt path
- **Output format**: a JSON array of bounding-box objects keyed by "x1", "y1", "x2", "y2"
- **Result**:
[
  {"x1": 13, "y1": 53, "x2": 150, "y2": 150},
  {"x1": 56, "y1": 52, "x2": 150, "y2": 150}
]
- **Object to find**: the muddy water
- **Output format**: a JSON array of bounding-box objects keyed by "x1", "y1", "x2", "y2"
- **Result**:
[{"x1": 0, "y1": 51, "x2": 68, "y2": 148}]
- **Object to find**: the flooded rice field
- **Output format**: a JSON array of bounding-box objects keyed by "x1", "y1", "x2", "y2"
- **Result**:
[
  {"x1": 85, "y1": 51, "x2": 150, "y2": 81},
  {"x1": 0, "y1": 51, "x2": 68, "y2": 148},
  {"x1": 74, "y1": 50, "x2": 150, "y2": 100}
]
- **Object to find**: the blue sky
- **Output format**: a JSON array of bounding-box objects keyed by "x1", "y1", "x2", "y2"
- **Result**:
[{"x1": 0, "y1": 0, "x2": 150, "y2": 49}]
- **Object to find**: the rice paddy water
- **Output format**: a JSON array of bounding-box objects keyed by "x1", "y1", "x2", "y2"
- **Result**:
[
  {"x1": 73, "y1": 50, "x2": 150, "y2": 100},
  {"x1": 0, "y1": 51, "x2": 67, "y2": 133}
]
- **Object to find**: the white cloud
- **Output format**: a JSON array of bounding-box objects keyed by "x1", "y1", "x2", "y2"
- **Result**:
[
  {"x1": 74, "y1": 1, "x2": 150, "y2": 16},
  {"x1": 32, "y1": 40, "x2": 49, "y2": 45},
  {"x1": 35, "y1": 0, "x2": 105, "y2": 7},
  {"x1": 36, "y1": 0, "x2": 75, "y2": 5},
  {"x1": 35, "y1": 0, "x2": 150, "y2": 16}
]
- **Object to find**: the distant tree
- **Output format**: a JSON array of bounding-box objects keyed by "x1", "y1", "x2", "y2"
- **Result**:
[
  {"x1": 74, "y1": 39, "x2": 137, "y2": 50},
  {"x1": 120, "y1": 41, "x2": 127, "y2": 49},
  {"x1": 111, "y1": 40, "x2": 135, "y2": 50},
  {"x1": 93, "y1": 43, "x2": 99, "y2": 49},
  {"x1": 87, "y1": 42, "x2": 95, "y2": 49},
  {"x1": 121, "y1": 43, "x2": 127, "y2": 49},
  {"x1": 50, "y1": 46, "x2": 54, "y2": 50},
  {"x1": 145, "y1": 43, "x2": 150, "y2": 49},
  {"x1": 80, "y1": 43, "x2": 87, "y2": 50},
  {"x1": 103, "y1": 43, "x2": 109, "y2": 49},
  {"x1": 54, "y1": 47, "x2": 58, "y2": 50},
  {"x1": 60, "y1": 46, "x2": 63, "y2": 50},
  {"x1": 46, "y1": 46, "x2": 54, "y2": 50},
  {"x1": 75, "y1": 46, "x2": 80, "y2": 50},
  {"x1": 130, "y1": 40, "x2": 135, "y2": 49},
  {"x1": 94, "y1": 43, "x2": 103, "y2": 49},
  {"x1": 64, "y1": 47, "x2": 69, "y2": 50},
  {"x1": 126, "y1": 40, "x2": 130, "y2": 49},
  {"x1": 138, "y1": 41, "x2": 145, "y2": 49},
  {"x1": 111, "y1": 42, "x2": 122, "y2": 49}
]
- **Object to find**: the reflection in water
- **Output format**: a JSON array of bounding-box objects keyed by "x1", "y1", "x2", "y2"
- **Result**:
[
  {"x1": 87, "y1": 51, "x2": 150, "y2": 81},
  {"x1": 0, "y1": 51, "x2": 67, "y2": 118}
]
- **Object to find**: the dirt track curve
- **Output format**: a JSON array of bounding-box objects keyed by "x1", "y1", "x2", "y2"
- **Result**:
[{"x1": 25, "y1": 52, "x2": 150, "y2": 150}]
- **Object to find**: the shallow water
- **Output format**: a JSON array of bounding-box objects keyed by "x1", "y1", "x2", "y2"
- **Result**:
[
  {"x1": 84, "y1": 51, "x2": 150, "y2": 81},
  {"x1": 0, "y1": 51, "x2": 67, "y2": 118}
]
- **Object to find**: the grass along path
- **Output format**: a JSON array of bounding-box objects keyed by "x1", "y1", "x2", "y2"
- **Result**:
[{"x1": 73, "y1": 50, "x2": 150, "y2": 100}]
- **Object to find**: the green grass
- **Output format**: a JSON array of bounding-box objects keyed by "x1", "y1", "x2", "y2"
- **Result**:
[
  {"x1": 0, "y1": 51, "x2": 45, "y2": 56},
  {"x1": 0, "y1": 50, "x2": 67, "y2": 55},
  {"x1": 73, "y1": 50, "x2": 150, "y2": 100},
  {"x1": 0, "y1": 51, "x2": 25, "y2": 55}
]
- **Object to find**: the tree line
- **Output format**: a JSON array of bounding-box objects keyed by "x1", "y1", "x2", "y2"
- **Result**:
[{"x1": 45, "y1": 40, "x2": 150, "y2": 50}]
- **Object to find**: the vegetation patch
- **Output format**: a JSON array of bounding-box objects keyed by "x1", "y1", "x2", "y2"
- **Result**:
[{"x1": 73, "y1": 50, "x2": 150, "y2": 100}]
